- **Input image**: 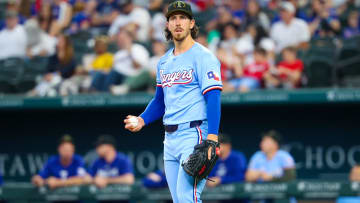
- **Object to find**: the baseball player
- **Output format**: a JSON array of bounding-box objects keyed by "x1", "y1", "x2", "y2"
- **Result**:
[{"x1": 124, "y1": 1, "x2": 222, "y2": 202}]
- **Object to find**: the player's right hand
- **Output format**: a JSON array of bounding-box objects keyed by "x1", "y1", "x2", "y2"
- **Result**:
[{"x1": 124, "y1": 115, "x2": 145, "y2": 132}]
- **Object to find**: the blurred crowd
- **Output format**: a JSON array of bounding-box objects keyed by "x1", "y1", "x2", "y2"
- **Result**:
[{"x1": 0, "y1": 0, "x2": 360, "y2": 96}]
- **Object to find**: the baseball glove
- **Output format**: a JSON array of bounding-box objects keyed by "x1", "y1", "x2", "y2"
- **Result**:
[{"x1": 181, "y1": 140, "x2": 220, "y2": 180}]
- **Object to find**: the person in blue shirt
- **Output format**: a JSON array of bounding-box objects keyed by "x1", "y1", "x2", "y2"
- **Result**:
[
  {"x1": 246, "y1": 130, "x2": 296, "y2": 203},
  {"x1": 142, "y1": 169, "x2": 168, "y2": 188},
  {"x1": 207, "y1": 133, "x2": 247, "y2": 188},
  {"x1": 89, "y1": 135, "x2": 134, "y2": 188},
  {"x1": 246, "y1": 130, "x2": 296, "y2": 182},
  {"x1": 32, "y1": 135, "x2": 90, "y2": 189},
  {"x1": 91, "y1": 0, "x2": 129, "y2": 27}
]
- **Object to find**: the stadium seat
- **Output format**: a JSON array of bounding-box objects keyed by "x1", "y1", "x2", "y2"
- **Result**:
[
  {"x1": 24, "y1": 57, "x2": 49, "y2": 78},
  {"x1": 16, "y1": 57, "x2": 50, "y2": 93},
  {"x1": 71, "y1": 31, "x2": 94, "y2": 64},
  {"x1": 0, "y1": 58, "x2": 25, "y2": 93},
  {"x1": 304, "y1": 56, "x2": 335, "y2": 88},
  {"x1": 336, "y1": 57, "x2": 360, "y2": 87}
]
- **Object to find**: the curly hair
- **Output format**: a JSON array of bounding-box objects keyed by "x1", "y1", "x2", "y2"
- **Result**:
[{"x1": 165, "y1": 24, "x2": 199, "y2": 41}]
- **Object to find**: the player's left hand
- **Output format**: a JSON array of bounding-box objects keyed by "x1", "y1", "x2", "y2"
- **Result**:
[
  {"x1": 124, "y1": 115, "x2": 145, "y2": 132},
  {"x1": 207, "y1": 134, "x2": 219, "y2": 160},
  {"x1": 206, "y1": 176, "x2": 221, "y2": 187}
]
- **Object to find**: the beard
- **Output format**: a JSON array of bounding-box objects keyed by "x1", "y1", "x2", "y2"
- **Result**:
[{"x1": 172, "y1": 29, "x2": 190, "y2": 42}]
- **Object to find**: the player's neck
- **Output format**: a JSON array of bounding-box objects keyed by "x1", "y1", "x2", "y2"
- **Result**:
[
  {"x1": 220, "y1": 149, "x2": 231, "y2": 160},
  {"x1": 266, "y1": 150, "x2": 277, "y2": 160},
  {"x1": 60, "y1": 157, "x2": 72, "y2": 167},
  {"x1": 105, "y1": 150, "x2": 117, "y2": 163},
  {"x1": 173, "y1": 35, "x2": 195, "y2": 56}
]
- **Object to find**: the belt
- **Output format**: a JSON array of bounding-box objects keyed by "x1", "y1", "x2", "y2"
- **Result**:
[{"x1": 164, "y1": 120, "x2": 203, "y2": 133}]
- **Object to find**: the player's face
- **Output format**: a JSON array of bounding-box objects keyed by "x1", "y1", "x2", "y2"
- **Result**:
[
  {"x1": 58, "y1": 142, "x2": 75, "y2": 160},
  {"x1": 260, "y1": 137, "x2": 278, "y2": 153},
  {"x1": 167, "y1": 13, "x2": 195, "y2": 42},
  {"x1": 219, "y1": 143, "x2": 231, "y2": 158},
  {"x1": 96, "y1": 144, "x2": 110, "y2": 158}
]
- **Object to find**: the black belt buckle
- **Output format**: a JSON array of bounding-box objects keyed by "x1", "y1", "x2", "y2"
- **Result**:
[
  {"x1": 190, "y1": 120, "x2": 202, "y2": 128},
  {"x1": 165, "y1": 125, "x2": 178, "y2": 133}
]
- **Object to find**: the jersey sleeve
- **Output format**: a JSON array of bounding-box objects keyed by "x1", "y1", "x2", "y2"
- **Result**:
[{"x1": 196, "y1": 52, "x2": 223, "y2": 95}]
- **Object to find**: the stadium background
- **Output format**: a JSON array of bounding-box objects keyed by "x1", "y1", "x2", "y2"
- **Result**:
[{"x1": 0, "y1": 0, "x2": 360, "y2": 202}]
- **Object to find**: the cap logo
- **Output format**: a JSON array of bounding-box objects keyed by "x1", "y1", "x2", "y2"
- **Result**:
[{"x1": 175, "y1": 1, "x2": 186, "y2": 8}]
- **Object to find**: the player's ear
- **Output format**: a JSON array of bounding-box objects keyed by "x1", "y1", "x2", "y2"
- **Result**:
[{"x1": 190, "y1": 19, "x2": 195, "y2": 29}]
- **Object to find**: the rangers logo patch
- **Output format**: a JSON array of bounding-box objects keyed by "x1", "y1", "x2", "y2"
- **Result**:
[{"x1": 207, "y1": 71, "x2": 220, "y2": 81}]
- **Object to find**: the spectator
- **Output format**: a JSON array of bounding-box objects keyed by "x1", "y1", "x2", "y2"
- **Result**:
[
  {"x1": 49, "y1": 0, "x2": 73, "y2": 36},
  {"x1": 337, "y1": 164, "x2": 360, "y2": 203},
  {"x1": 106, "y1": 28, "x2": 149, "y2": 93},
  {"x1": 219, "y1": 22, "x2": 239, "y2": 51},
  {"x1": 25, "y1": 19, "x2": 57, "y2": 59},
  {"x1": 307, "y1": 0, "x2": 341, "y2": 37},
  {"x1": 206, "y1": 6, "x2": 239, "y2": 34},
  {"x1": 68, "y1": 0, "x2": 92, "y2": 34},
  {"x1": 206, "y1": 134, "x2": 247, "y2": 188},
  {"x1": 142, "y1": 169, "x2": 167, "y2": 188},
  {"x1": 88, "y1": 36, "x2": 114, "y2": 92},
  {"x1": 241, "y1": 0, "x2": 271, "y2": 32},
  {"x1": 90, "y1": 0, "x2": 120, "y2": 27},
  {"x1": 150, "y1": 3, "x2": 167, "y2": 42},
  {"x1": 60, "y1": 35, "x2": 115, "y2": 95},
  {"x1": 108, "y1": 0, "x2": 151, "y2": 42},
  {"x1": 32, "y1": 135, "x2": 91, "y2": 189},
  {"x1": 270, "y1": 2, "x2": 310, "y2": 53},
  {"x1": 264, "y1": 46, "x2": 304, "y2": 89},
  {"x1": 343, "y1": 11, "x2": 360, "y2": 38},
  {"x1": 245, "y1": 130, "x2": 296, "y2": 182},
  {"x1": 30, "y1": 34, "x2": 76, "y2": 96},
  {"x1": 37, "y1": 2, "x2": 53, "y2": 33},
  {"x1": 0, "y1": 10, "x2": 27, "y2": 60},
  {"x1": 228, "y1": 47, "x2": 270, "y2": 92},
  {"x1": 89, "y1": 135, "x2": 135, "y2": 188},
  {"x1": 234, "y1": 24, "x2": 274, "y2": 66},
  {"x1": 0, "y1": 0, "x2": 27, "y2": 30}
]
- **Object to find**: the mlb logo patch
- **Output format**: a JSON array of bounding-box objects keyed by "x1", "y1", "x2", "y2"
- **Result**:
[{"x1": 207, "y1": 71, "x2": 220, "y2": 81}]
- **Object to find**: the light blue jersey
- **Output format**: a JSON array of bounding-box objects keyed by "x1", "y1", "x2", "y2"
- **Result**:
[
  {"x1": 156, "y1": 42, "x2": 222, "y2": 125},
  {"x1": 248, "y1": 150, "x2": 295, "y2": 180}
]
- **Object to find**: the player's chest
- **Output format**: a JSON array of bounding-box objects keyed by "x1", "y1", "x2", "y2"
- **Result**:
[{"x1": 159, "y1": 59, "x2": 197, "y2": 88}]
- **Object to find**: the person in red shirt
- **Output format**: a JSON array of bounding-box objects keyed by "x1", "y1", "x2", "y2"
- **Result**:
[
  {"x1": 229, "y1": 47, "x2": 269, "y2": 92},
  {"x1": 265, "y1": 46, "x2": 304, "y2": 88}
]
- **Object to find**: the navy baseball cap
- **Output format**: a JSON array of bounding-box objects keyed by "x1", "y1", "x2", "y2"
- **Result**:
[
  {"x1": 59, "y1": 134, "x2": 74, "y2": 145},
  {"x1": 95, "y1": 135, "x2": 116, "y2": 147},
  {"x1": 166, "y1": 1, "x2": 193, "y2": 19}
]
